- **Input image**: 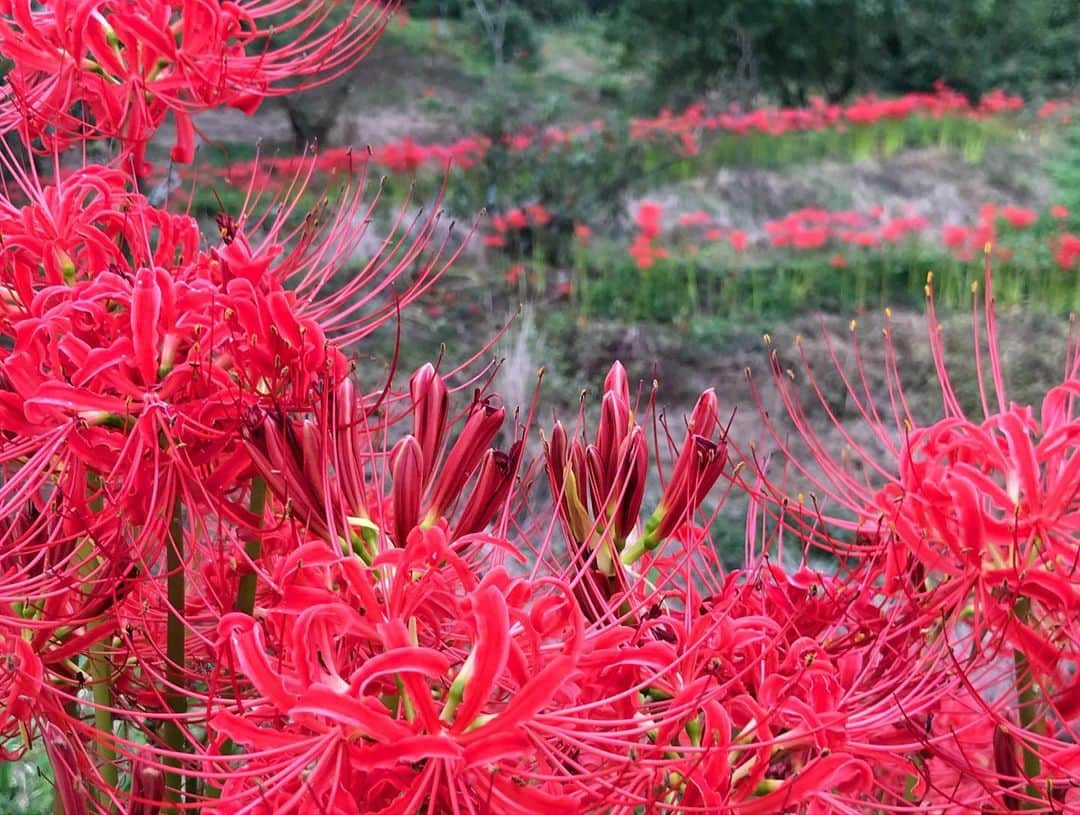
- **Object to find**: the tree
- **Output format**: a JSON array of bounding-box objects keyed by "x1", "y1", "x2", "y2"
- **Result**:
[{"x1": 611, "y1": 0, "x2": 1079, "y2": 108}]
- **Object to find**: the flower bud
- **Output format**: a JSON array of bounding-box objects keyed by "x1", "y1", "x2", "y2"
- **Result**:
[
  {"x1": 454, "y1": 440, "x2": 522, "y2": 539},
  {"x1": 427, "y1": 394, "x2": 504, "y2": 520},
  {"x1": 410, "y1": 363, "x2": 449, "y2": 487},
  {"x1": 655, "y1": 434, "x2": 728, "y2": 541},
  {"x1": 391, "y1": 436, "x2": 423, "y2": 547},
  {"x1": 611, "y1": 427, "x2": 648, "y2": 541}
]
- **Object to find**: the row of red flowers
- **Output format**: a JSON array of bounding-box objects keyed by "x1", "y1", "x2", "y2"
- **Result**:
[
  {"x1": 201, "y1": 84, "x2": 1077, "y2": 184},
  {"x1": 481, "y1": 199, "x2": 1079, "y2": 273}
]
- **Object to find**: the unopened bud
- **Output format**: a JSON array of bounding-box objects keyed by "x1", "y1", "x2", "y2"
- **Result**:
[
  {"x1": 454, "y1": 440, "x2": 522, "y2": 538},
  {"x1": 410, "y1": 364, "x2": 449, "y2": 487},
  {"x1": 391, "y1": 436, "x2": 423, "y2": 546},
  {"x1": 428, "y1": 395, "x2": 504, "y2": 519}
]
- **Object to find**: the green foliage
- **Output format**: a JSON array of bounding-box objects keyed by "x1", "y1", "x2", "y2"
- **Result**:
[
  {"x1": 870, "y1": 0, "x2": 1079, "y2": 98},
  {"x1": 463, "y1": 3, "x2": 541, "y2": 72},
  {"x1": 572, "y1": 232, "x2": 1077, "y2": 326},
  {"x1": 611, "y1": 0, "x2": 1080, "y2": 107},
  {"x1": 1049, "y1": 117, "x2": 1080, "y2": 232}
]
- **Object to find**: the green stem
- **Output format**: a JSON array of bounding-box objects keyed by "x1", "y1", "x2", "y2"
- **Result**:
[
  {"x1": 84, "y1": 475, "x2": 117, "y2": 805},
  {"x1": 1013, "y1": 594, "x2": 1045, "y2": 810},
  {"x1": 163, "y1": 498, "x2": 187, "y2": 810},
  {"x1": 89, "y1": 649, "x2": 118, "y2": 803},
  {"x1": 235, "y1": 477, "x2": 266, "y2": 616},
  {"x1": 1014, "y1": 648, "x2": 1044, "y2": 808}
]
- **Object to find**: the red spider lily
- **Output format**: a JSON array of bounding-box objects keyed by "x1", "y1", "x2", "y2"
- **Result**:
[
  {"x1": 244, "y1": 364, "x2": 523, "y2": 554},
  {"x1": 742, "y1": 265, "x2": 1080, "y2": 810},
  {"x1": 635, "y1": 201, "x2": 663, "y2": 239},
  {"x1": 1055, "y1": 233, "x2": 1080, "y2": 270},
  {"x1": 1000, "y1": 205, "x2": 1038, "y2": 229},
  {"x1": 0, "y1": 0, "x2": 400, "y2": 171},
  {"x1": 208, "y1": 526, "x2": 588, "y2": 814},
  {"x1": 543, "y1": 364, "x2": 730, "y2": 625},
  {"x1": 0, "y1": 145, "x2": 466, "y2": 805}
]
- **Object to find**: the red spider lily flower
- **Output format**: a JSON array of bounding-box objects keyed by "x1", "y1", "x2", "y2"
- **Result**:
[
  {"x1": 247, "y1": 366, "x2": 517, "y2": 552},
  {"x1": 635, "y1": 201, "x2": 663, "y2": 239},
  {"x1": 1051, "y1": 204, "x2": 1070, "y2": 220},
  {"x1": 0, "y1": 632, "x2": 42, "y2": 758},
  {"x1": 210, "y1": 526, "x2": 589, "y2": 814},
  {"x1": 526, "y1": 202, "x2": 551, "y2": 226},
  {"x1": 1055, "y1": 234, "x2": 1080, "y2": 270},
  {"x1": 1000, "y1": 205, "x2": 1038, "y2": 229},
  {"x1": 573, "y1": 222, "x2": 591, "y2": 246},
  {"x1": 505, "y1": 262, "x2": 525, "y2": 285},
  {"x1": 505, "y1": 208, "x2": 529, "y2": 230},
  {"x1": 729, "y1": 230, "x2": 748, "y2": 251},
  {"x1": 742, "y1": 267, "x2": 1080, "y2": 809},
  {"x1": 0, "y1": 0, "x2": 401, "y2": 171}
]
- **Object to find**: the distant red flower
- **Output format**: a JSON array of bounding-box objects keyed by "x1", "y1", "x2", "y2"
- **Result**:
[
  {"x1": 635, "y1": 201, "x2": 663, "y2": 239},
  {"x1": 526, "y1": 203, "x2": 551, "y2": 226},
  {"x1": 942, "y1": 224, "x2": 970, "y2": 249},
  {"x1": 729, "y1": 230, "x2": 748, "y2": 252},
  {"x1": 678, "y1": 211, "x2": 711, "y2": 227},
  {"x1": 1051, "y1": 205, "x2": 1070, "y2": 220},
  {"x1": 505, "y1": 263, "x2": 525, "y2": 285},
  {"x1": 1000, "y1": 205, "x2": 1038, "y2": 229},
  {"x1": 1056, "y1": 234, "x2": 1080, "y2": 270},
  {"x1": 829, "y1": 254, "x2": 848, "y2": 268},
  {"x1": 792, "y1": 226, "x2": 829, "y2": 250}
]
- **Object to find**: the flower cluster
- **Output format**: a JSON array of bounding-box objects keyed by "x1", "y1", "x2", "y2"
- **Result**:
[
  {"x1": 2, "y1": 1, "x2": 1080, "y2": 814},
  {"x1": 0, "y1": 0, "x2": 400, "y2": 172}
]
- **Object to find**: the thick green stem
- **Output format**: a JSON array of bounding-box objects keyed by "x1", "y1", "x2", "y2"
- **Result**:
[
  {"x1": 1014, "y1": 648, "x2": 1045, "y2": 808},
  {"x1": 84, "y1": 474, "x2": 117, "y2": 805},
  {"x1": 163, "y1": 499, "x2": 187, "y2": 809},
  {"x1": 1013, "y1": 595, "x2": 1045, "y2": 810},
  {"x1": 88, "y1": 649, "x2": 118, "y2": 802},
  {"x1": 235, "y1": 477, "x2": 266, "y2": 616}
]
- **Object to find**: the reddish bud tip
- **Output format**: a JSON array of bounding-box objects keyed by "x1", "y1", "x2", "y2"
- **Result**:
[
  {"x1": 410, "y1": 363, "x2": 449, "y2": 487},
  {"x1": 428, "y1": 395, "x2": 505, "y2": 519},
  {"x1": 391, "y1": 436, "x2": 424, "y2": 546}
]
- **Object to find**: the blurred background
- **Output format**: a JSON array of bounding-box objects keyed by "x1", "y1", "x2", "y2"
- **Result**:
[
  {"x1": 169, "y1": 0, "x2": 1079, "y2": 558},
  {"x1": 165, "y1": 0, "x2": 1079, "y2": 389}
]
